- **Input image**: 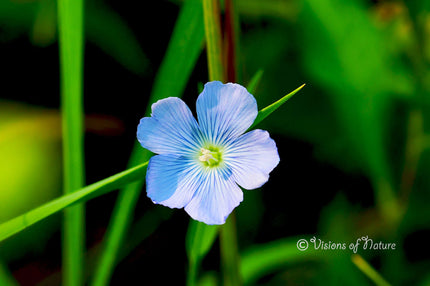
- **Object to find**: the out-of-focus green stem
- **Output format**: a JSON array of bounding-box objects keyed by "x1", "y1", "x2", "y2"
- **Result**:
[
  {"x1": 0, "y1": 263, "x2": 17, "y2": 286},
  {"x1": 351, "y1": 255, "x2": 392, "y2": 286},
  {"x1": 187, "y1": 258, "x2": 198, "y2": 286},
  {"x1": 203, "y1": 0, "x2": 224, "y2": 82},
  {"x1": 220, "y1": 214, "x2": 242, "y2": 286},
  {"x1": 57, "y1": 0, "x2": 85, "y2": 284}
]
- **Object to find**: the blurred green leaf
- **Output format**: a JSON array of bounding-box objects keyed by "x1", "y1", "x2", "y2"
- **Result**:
[
  {"x1": 186, "y1": 221, "x2": 219, "y2": 262},
  {"x1": 0, "y1": 0, "x2": 147, "y2": 74},
  {"x1": 352, "y1": 254, "x2": 392, "y2": 286},
  {"x1": 246, "y1": 69, "x2": 263, "y2": 95},
  {"x1": 0, "y1": 263, "x2": 17, "y2": 286},
  {"x1": 85, "y1": 2, "x2": 148, "y2": 75},
  {"x1": 31, "y1": 0, "x2": 56, "y2": 46},
  {"x1": 240, "y1": 236, "x2": 323, "y2": 284},
  {"x1": 235, "y1": 0, "x2": 297, "y2": 21},
  {"x1": 197, "y1": 272, "x2": 218, "y2": 286},
  {"x1": 0, "y1": 162, "x2": 148, "y2": 243},
  {"x1": 186, "y1": 221, "x2": 219, "y2": 286},
  {"x1": 300, "y1": 0, "x2": 411, "y2": 221}
]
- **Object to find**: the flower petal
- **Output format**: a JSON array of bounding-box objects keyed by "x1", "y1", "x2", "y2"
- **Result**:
[
  {"x1": 224, "y1": 129, "x2": 280, "y2": 190},
  {"x1": 146, "y1": 154, "x2": 203, "y2": 208},
  {"x1": 137, "y1": 97, "x2": 203, "y2": 156},
  {"x1": 184, "y1": 169, "x2": 243, "y2": 225},
  {"x1": 196, "y1": 81, "x2": 258, "y2": 146}
]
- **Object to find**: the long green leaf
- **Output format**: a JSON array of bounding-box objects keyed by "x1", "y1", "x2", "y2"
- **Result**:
[
  {"x1": 91, "y1": 1, "x2": 205, "y2": 285},
  {"x1": 250, "y1": 83, "x2": 305, "y2": 129},
  {"x1": 0, "y1": 162, "x2": 148, "y2": 243},
  {"x1": 57, "y1": 0, "x2": 85, "y2": 284}
]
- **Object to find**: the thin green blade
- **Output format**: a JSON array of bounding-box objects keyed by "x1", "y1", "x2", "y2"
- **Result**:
[{"x1": 0, "y1": 162, "x2": 148, "y2": 243}]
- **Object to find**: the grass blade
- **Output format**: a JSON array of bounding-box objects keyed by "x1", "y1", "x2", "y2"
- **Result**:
[
  {"x1": 0, "y1": 162, "x2": 148, "y2": 243},
  {"x1": 250, "y1": 83, "x2": 305, "y2": 129},
  {"x1": 91, "y1": 1, "x2": 205, "y2": 285},
  {"x1": 351, "y1": 254, "x2": 392, "y2": 286},
  {"x1": 57, "y1": 0, "x2": 85, "y2": 284}
]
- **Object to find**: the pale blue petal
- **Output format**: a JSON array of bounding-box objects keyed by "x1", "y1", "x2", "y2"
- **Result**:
[
  {"x1": 224, "y1": 129, "x2": 279, "y2": 190},
  {"x1": 196, "y1": 81, "x2": 258, "y2": 146},
  {"x1": 137, "y1": 97, "x2": 203, "y2": 156},
  {"x1": 184, "y1": 169, "x2": 243, "y2": 225},
  {"x1": 146, "y1": 154, "x2": 203, "y2": 208}
]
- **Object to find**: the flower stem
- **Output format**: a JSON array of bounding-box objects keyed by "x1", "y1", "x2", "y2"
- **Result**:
[
  {"x1": 220, "y1": 214, "x2": 242, "y2": 286},
  {"x1": 203, "y1": 0, "x2": 224, "y2": 82}
]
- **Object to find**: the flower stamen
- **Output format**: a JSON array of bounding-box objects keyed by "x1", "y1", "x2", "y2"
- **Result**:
[{"x1": 199, "y1": 147, "x2": 222, "y2": 167}]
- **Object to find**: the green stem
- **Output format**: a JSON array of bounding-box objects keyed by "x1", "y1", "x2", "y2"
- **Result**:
[
  {"x1": 220, "y1": 214, "x2": 242, "y2": 286},
  {"x1": 0, "y1": 263, "x2": 17, "y2": 286},
  {"x1": 351, "y1": 254, "x2": 392, "y2": 286},
  {"x1": 187, "y1": 258, "x2": 199, "y2": 286},
  {"x1": 203, "y1": 0, "x2": 224, "y2": 82},
  {"x1": 57, "y1": 0, "x2": 85, "y2": 284}
]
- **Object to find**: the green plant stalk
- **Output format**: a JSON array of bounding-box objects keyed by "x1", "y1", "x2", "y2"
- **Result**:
[
  {"x1": 220, "y1": 214, "x2": 241, "y2": 286},
  {"x1": 58, "y1": 0, "x2": 85, "y2": 284},
  {"x1": 203, "y1": 0, "x2": 224, "y2": 82},
  {"x1": 91, "y1": 1, "x2": 205, "y2": 285},
  {"x1": 351, "y1": 255, "x2": 392, "y2": 286}
]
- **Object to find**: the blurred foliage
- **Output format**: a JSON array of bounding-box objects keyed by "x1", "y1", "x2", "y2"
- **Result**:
[
  {"x1": 0, "y1": 102, "x2": 61, "y2": 262},
  {"x1": 1, "y1": 0, "x2": 430, "y2": 285}
]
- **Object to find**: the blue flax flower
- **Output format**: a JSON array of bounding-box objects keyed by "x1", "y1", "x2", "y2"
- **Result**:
[{"x1": 137, "y1": 81, "x2": 280, "y2": 225}]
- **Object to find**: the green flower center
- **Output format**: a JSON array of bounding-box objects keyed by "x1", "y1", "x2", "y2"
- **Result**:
[{"x1": 199, "y1": 146, "x2": 223, "y2": 167}]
